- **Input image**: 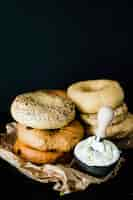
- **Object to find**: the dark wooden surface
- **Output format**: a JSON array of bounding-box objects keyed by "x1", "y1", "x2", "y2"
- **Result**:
[{"x1": 0, "y1": 113, "x2": 133, "y2": 200}]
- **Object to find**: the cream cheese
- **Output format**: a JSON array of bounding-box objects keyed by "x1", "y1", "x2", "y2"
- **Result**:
[{"x1": 74, "y1": 136, "x2": 120, "y2": 167}]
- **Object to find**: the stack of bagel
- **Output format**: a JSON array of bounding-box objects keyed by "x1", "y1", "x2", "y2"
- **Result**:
[
  {"x1": 10, "y1": 90, "x2": 84, "y2": 164},
  {"x1": 67, "y1": 80, "x2": 133, "y2": 139}
]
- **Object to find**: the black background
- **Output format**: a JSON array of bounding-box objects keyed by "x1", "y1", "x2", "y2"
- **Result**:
[
  {"x1": 1, "y1": 1, "x2": 133, "y2": 113},
  {"x1": 1, "y1": 1, "x2": 133, "y2": 200}
]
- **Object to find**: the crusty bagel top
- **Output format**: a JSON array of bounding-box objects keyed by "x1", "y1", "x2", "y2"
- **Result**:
[
  {"x1": 67, "y1": 80, "x2": 124, "y2": 113},
  {"x1": 11, "y1": 90, "x2": 75, "y2": 129}
]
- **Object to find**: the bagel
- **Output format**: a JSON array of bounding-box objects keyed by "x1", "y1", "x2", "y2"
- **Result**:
[
  {"x1": 67, "y1": 80, "x2": 124, "y2": 113},
  {"x1": 86, "y1": 113, "x2": 133, "y2": 139},
  {"x1": 11, "y1": 90, "x2": 75, "y2": 129},
  {"x1": 81, "y1": 103, "x2": 128, "y2": 126},
  {"x1": 16, "y1": 120, "x2": 84, "y2": 152},
  {"x1": 13, "y1": 140, "x2": 64, "y2": 164}
]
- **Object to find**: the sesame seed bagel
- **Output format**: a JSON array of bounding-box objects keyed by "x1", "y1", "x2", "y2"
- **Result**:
[
  {"x1": 67, "y1": 80, "x2": 124, "y2": 113},
  {"x1": 16, "y1": 120, "x2": 84, "y2": 152},
  {"x1": 11, "y1": 90, "x2": 75, "y2": 129},
  {"x1": 81, "y1": 103, "x2": 128, "y2": 126}
]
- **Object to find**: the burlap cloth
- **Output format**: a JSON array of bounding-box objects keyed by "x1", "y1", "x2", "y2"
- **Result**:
[{"x1": 0, "y1": 123, "x2": 126, "y2": 195}]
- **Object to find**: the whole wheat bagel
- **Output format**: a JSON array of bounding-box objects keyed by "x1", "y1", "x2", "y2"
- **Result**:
[
  {"x1": 86, "y1": 113, "x2": 133, "y2": 139},
  {"x1": 67, "y1": 80, "x2": 124, "y2": 113},
  {"x1": 16, "y1": 120, "x2": 84, "y2": 152},
  {"x1": 81, "y1": 103, "x2": 128, "y2": 126},
  {"x1": 11, "y1": 90, "x2": 75, "y2": 129},
  {"x1": 13, "y1": 140, "x2": 64, "y2": 164}
]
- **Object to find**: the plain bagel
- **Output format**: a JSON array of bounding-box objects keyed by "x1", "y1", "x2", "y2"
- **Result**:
[
  {"x1": 67, "y1": 80, "x2": 124, "y2": 113},
  {"x1": 16, "y1": 120, "x2": 84, "y2": 152},
  {"x1": 81, "y1": 103, "x2": 128, "y2": 126},
  {"x1": 11, "y1": 90, "x2": 75, "y2": 129},
  {"x1": 86, "y1": 113, "x2": 133, "y2": 139}
]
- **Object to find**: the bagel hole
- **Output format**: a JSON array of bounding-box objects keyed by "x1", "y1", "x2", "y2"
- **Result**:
[
  {"x1": 81, "y1": 84, "x2": 105, "y2": 92},
  {"x1": 50, "y1": 149, "x2": 56, "y2": 152},
  {"x1": 17, "y1": 149, "x2": 21, "y2": 155},
  {"x1": 81, "y1": 87, "x2": 91, "y2": 92},
  {"x1": 26, "y1": 126, "x2": 33, "y2": 130}
]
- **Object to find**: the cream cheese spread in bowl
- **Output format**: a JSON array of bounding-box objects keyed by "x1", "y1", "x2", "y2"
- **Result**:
[{"x1": 74, "y1": 136, "x2": 120, "y2": 177}]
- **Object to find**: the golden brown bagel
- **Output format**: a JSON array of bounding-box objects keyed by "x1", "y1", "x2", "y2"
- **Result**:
[
  {"x1": 13, "y1": 140, "x2": 64, "y2": 164},
  {"x1": 11, "y1": 90, "x2": 75, "y2": 129},
  {"x1": 16, "y1": 120, "x2": 84, "y2": 152},
  {"x1": 86, "y1": 113, "x2": 133, "y2": 139},
  {"x1": 81, "y1": 103, "x2": 128, "y2": 126},
  {"x1": 67, "y1": 80, "x2": 124, "y2": 113}
]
